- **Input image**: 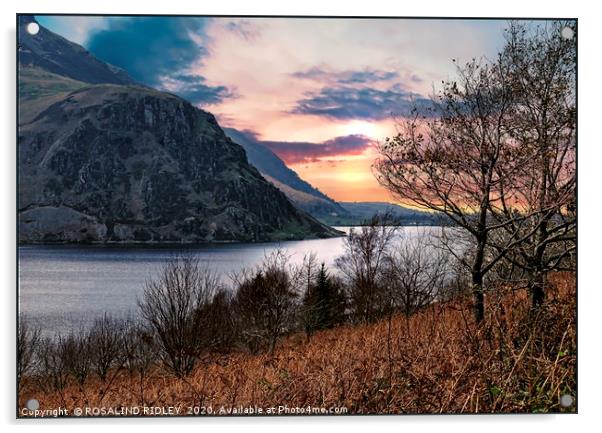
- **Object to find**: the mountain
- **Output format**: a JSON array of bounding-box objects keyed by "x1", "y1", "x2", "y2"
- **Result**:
[
  {"x1": 224, "y1": 128, "x2": 349, "y2": 218},
  {"x1": 221, "y1": 130, "x2": 439, "y2": 226},
  {"x1": 18, "y1": 16, "x2": 136, "y2": 86},
  {"x1": 222, "y1": 129, "x2": 438, "y2": 226},
  {"x1": 17, "y1": 17, "x2": 340, "y2": 243},
  {"x1": 320, "y1": 202, "x2": 440, "y2": 226}
]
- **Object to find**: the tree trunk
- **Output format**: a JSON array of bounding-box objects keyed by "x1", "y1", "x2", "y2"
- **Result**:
[
  {"x1": 530, "y1": 271, "x2": 545, "y2": 308},
  {"x1": 268, "y1": 335, "x2": 276, "y2": 355},
  {"x1": 472, "y1": 274, "x2": 485, "y2": 323},
  {"x1": 472, "y1": 232, "x2": 487, "y2": 323},
  {"x1": 530, "y1": 216, "x2": 549, "y2": 309}
]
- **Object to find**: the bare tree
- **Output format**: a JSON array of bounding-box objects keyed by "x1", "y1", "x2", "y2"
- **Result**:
[
  {"x1": 121, "y1": 320, "x2": 157, "y2": 405},
  {"x1": 438, "y1": 260, "x2": 473, "y2": 303},
  {"x1": 232, "y1": 250, "x2": 300, "y2": 354},
  {"x1": 88, "y1": 314, "x2": 124, "y2": 383},
  {"x1": 375, "y1": 52, "x2": 534, "y2": 322},
  {"x1": 61, "y1": 331, "x2": 92, "y2": 388},
  {"x1": 383, "y1": 230, "x2": 450, "y2": 317},
  {"x1": 335, "y1": 214, "x2": 397, "y2": 323},
  {"x1": 17, "y1": 316, "x2": 40, "y2": 392},
  {"x1": 488, "y1": 21, "x2": 576, "y2": 307},
  {"x1": 301, "y1": 252, "x2": 319, "y2": 300},
  {"x1": 138, "y1": 254, "x2": 222, "y2": 377},
  {"x1": 37, "y1": 337, "x2": 71, "y2": 397}
]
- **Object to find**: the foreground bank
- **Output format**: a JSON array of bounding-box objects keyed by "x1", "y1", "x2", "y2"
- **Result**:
[{"x1": 18, "y1": 272, "x2": 575, "y2": 415}]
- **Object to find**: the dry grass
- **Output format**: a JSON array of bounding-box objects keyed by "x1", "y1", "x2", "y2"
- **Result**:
[{"x1": 19, "y1": 272, "x2": 575, "y2": 416}]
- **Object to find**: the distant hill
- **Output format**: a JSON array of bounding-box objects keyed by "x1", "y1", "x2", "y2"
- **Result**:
[
  {"x1": 320, "y1": 202, "x2": 440, "y2": 226},
  {"x1": 225, "y1": 128, "x2": 349, "y2": 218}
]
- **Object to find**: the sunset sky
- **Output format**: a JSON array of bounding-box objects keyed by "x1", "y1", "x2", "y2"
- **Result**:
[{"x1": 37, "y1": 16, "x2": 508, "y2": 202}]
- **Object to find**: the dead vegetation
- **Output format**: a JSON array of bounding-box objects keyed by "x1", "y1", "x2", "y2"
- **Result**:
[{"x1": 18, "y1": 272, "x2": 575, "y2": 415}]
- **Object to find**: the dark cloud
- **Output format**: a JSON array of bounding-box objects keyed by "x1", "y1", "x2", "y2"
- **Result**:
[
  {"x1": 292, "y1": 67, "x2": 398, "y2": 85},
  {"x1": 224, "y1": 20, "x2": 260, "y2": 41},
  {"x1": 166, "y1": 74, "x2": 235, "y2": 105},
  {"x1": 339, "y1": 70, "x2": 399, "y2": 84},
  {"x1": 408, "y1": 73, "x2": 423, "y2": 83},
  {"x1": 87, "y1": 17, "x2": 206, "y2": 87},
  {"x1": 86, "y1": 17, "x2": 234, "y2": 105},
  {"x1": 260, "y1": 134, "x2": 374, "y2": 164},
  {"x1": 291, "y1": 85, "x2": 434, "y2": 121},
  {"x1": 230, "y1": 129, "x2": 372, "y2": 164}
]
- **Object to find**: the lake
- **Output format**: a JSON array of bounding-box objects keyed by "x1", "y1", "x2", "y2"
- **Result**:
[{"x1": 18, "y1": 226, "x2": 443, "y2": 336}]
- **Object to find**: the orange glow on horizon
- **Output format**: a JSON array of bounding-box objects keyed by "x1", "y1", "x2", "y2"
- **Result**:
[{"x1": 290, "y1": 148, "x2": 389, "y2": 202}]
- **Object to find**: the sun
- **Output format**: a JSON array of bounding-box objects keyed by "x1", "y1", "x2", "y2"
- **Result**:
[
  {"x1": 340, "y1": 121, "x2": 380, "y2": 138},
  {"x1": 338, "y1": 171, "x2": 372, "y2": 183}
]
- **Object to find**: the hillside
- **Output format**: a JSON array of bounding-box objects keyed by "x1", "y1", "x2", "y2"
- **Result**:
[
  {"x1": 319, "y1": 201, "x2": 440, "y2": 226},
  {"x1": 18, "y1": 15, "x2": 136, "y2": 86},
  {"x1": 225, "y1": 128, "x2": 349, "y2": 218},
  {"x1": 19, "y1": 272, "x2": 576, "y2": 415},
  {"x1": 17, "y1": 17, "x2": 339, "y2": 243}
]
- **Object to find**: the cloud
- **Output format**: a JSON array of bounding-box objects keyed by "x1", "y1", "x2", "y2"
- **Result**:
[
  {"x1": 162, "y1": 74, "x2": 236, "y2": 105},
  {"x1": 87, "y1": 17, "x2": 205, "y2": 86},
  {"x1": 240, "y1": 132, "x2": 374, "y2": 164},
  {"x1": 292, "y1": 66, "x2": 399, "y2": 85},
  {"x1": 86, "y1": 17, "x2": 234, "y2": 105},
  {"x1": 36, "y1": 16, "x2": 110, "y2": 45},
  {"x1": 291, "y1": 84, "x2": 434, "y2": 121},
  {"x1": 224, "y1": 19, "x2": 261, "y2": 41}
]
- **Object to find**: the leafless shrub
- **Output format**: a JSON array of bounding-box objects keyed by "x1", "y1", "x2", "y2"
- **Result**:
[
  {"x1": 335, "y1": 214, "x2": 397, "y2": 323},
  {"x1": 17, "y1": 316, "x2": 40, "y2": 391},
  {"x1": 383, "y1": 231, "x2": 450, "y2": 317},
  {"x1": 121, "y1": 320, "x2": 157, "y2": 405},
  {"x1": 438, "y1": 265, "x2": 472, "y2": 303},
  {"x1": 61, "y1": 331, "x2": 92, "y2": 388},
  {"x1": 138, "y1": 254, "x2": 222, "y2": 377},
  {"x1": 232, "y1": 250, "x2": 301, "y2": 354},
  {"x1": 88, "y1": 314, "x2": 125, "y2": 383},
  {"x1": 121, "y1": 320, "x2": 156, "y2": 373},
  {"x1": 198, "y1": 288, "x2": 236, "y2": 350},
  {"x1": 36, "y1": 337, "x2": 70, "y2": 396}
]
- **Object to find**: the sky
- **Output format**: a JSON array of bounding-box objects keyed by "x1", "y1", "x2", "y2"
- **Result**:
[{"x1": 37, "y1": 15, "x2": 507, "y2": 203}]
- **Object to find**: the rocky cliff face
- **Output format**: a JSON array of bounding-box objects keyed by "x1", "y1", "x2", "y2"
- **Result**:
[
  {"x1": 19, "y1": 85, "x2": 339, "y2": 243},
  {"x1": 18, "y1": 18, "x2": 339, "y2": 243}
]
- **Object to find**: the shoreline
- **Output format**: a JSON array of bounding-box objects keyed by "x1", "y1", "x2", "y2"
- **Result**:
[{"x1": 16, "y1": 224, "x2": 457, "y2": 248}]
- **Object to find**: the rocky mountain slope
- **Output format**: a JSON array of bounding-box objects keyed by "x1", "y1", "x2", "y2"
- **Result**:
[
  {"x1": 224, "y1": 128, "x2": 349, "y2": 219},
  {"x1": 18, "y1": 17, "x2": 339, "y2": 243},
  {"x1": 18, "y1": 15, "x2": 136, "y2": 86}
]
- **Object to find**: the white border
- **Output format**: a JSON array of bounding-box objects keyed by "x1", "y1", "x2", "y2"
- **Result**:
[{"x1": 2, "y1": 1, "x2": 600, "y2": 432}]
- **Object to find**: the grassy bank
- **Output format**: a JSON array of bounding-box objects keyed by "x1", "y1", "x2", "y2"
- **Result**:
[{"x1": 19, "y1": 272, "x2": 575, "y2": 416}]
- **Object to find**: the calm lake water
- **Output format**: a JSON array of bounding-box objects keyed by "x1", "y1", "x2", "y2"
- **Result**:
[{"x1": 18, "y1": 226, "x2": 442, "y2": 336}]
